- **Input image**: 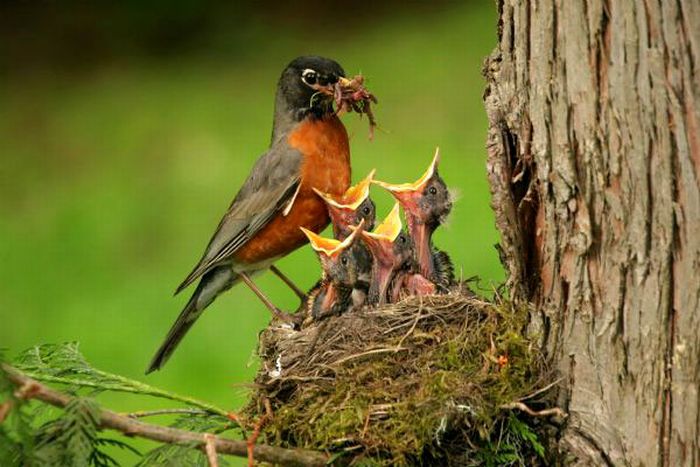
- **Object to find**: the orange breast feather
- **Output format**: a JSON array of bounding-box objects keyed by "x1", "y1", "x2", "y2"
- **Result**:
[{"x1": 234, "y1": 115, "x2": 351, "y2": 265}]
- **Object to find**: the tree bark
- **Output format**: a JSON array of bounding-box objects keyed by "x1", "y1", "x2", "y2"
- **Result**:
[{"x1": 484, "y1": 0, "x2": 699, "y2": 465}]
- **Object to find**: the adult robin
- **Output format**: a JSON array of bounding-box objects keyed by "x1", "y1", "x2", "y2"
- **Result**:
[
  {"x1": 313, "y1": 169, "x2": 377, "y2": 239},
  {"x1": 356, "y1": 203, "x2": 419, "y2": 305},
  {"x1": 147, "y1": 56, "x2": 365, "y2": 373},
  {"x1": 301, "y1": 221, "x2": 372, "y2": 321},
  {"x1": 374, "y1": 149, "x2": 454, "y2": 291}
]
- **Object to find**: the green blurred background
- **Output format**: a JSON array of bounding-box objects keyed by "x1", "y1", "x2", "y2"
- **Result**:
[{"x1": 0, "y1": 1, "x2": 500, "y2": 463}]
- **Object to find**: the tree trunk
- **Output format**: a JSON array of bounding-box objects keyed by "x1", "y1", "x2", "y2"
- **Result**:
[{"x1": 483, "y1": 0, "x2": 699, "y2": 465}]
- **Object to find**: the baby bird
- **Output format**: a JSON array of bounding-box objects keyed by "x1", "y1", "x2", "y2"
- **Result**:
[
  {"x1": 301, "y1": 221, "x2": 372, "y2": 320},
  {"x1": 313, "y1": 170, "x2": 376, "y2": 239},
  {"x1": 374, "y1": 149, "x2": 454, "y2": 291},
  {"x1": 357, "y1": 203, "x2": 433, "y2": 305},
  {"x1": 306, "y1": 170, "x2": 377, "y2": 310}
]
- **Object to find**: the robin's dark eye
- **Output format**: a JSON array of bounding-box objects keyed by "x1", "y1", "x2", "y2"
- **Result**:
[
  {"x1": 428, "y1": 186, "x2": 438, "y2": 195},
  {"x1": 302, "y1": 69, "x2": 317, "y2": 86}
]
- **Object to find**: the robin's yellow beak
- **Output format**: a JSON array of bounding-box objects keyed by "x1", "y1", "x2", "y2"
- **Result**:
[{"x1": 373, "y1": 148, "x2": 440, "y2": 194}]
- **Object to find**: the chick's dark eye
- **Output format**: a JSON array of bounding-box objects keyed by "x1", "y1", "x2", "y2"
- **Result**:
[
  {"x1": 428, "y1": 186, "x2": 438, "y2": 195},
  {"x1": 362, "y1": 206, "x2": 371, "y2": 215},
  {"x1": 341, "y1": 256, "x2": 348, "y2": 265},
  {"x1": 399, "y1": 235, "x2": 407, "y2": 244}
]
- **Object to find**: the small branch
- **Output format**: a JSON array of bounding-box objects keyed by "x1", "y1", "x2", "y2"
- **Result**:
[
  {"x1": 19, "y1": 370, "x2": 229, "y2": 417},
  {"x1": 517, "y1": 377, "x2": 565, "y2": 402},
  {"x1": 331, "y1": 347, "x2": 407, "y2": 366},
  {"x1": 2, "y1": 364, "x2": 328, "y2": 467},
  {"x1": 204, "y1": 433, "x2": 219, "y2": 467},
  {"x1": 500, "y1": 401, "x2": 567, "y2": 419},
  {"x1": 127, "y1": 408, "x2": 210, "y2": 419}
]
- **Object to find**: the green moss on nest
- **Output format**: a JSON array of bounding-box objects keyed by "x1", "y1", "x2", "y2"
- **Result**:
[{"x1": 246, "y1": 289, "x2": 553, "y2": 465}]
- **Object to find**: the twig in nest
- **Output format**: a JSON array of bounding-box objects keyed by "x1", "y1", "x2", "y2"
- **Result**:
[
  {"x1": 517, "y1": 377, "x2": 565, "y2": 402},
  {"x1": 395, "y1": 301, "x2": 425, "y2": 350},
  {"x1": 245, "y1": 400, "x2": 273, "y2": 467},
  {"x1": 500, "y1": 401, "x2": 567, "y2": 419},
  {"x1": 331, "y1": 347, "x2": 407, "y2": 366},
  {"x1": 1, "y1": 364, "x2": 328, "y2": 467},
  {"x1": 334, "y1": 74, "x2": 379, "y2": 139},
  {"x1": 203, "y1": 433, "x2": 219, "y2": 467},
  {"x1": 360, "y1": 410, "x2": 371, "y2": 439}
]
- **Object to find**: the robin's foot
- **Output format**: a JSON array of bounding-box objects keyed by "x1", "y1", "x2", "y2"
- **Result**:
[
  {"x1": 240, "y1": 272, "x2": 298, "y2": 329},
  {"x1": 269, "y1": 265, "x2": 307, "y2": 302},
  {"x1": 270, "y1": 307, "x2": 299, "y2": 329}
]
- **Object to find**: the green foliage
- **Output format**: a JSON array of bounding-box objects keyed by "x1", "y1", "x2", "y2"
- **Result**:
[
  {"x1": 473, "y1": 413, "x2": 546, "y2": 466},
  {"x1": 31, "y1": 398, "x2": 138, "y2": 467},
  {"x1": 14, "y1": 343, "x2": 228, "y2": 416},
  {"x1": 0, "y1": 344, "x2": 236, "y2": 466}
]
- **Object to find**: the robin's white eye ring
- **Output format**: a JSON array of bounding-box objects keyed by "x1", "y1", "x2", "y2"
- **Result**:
[{"x1": 302, "y1": 69, "x2": 318, "y2": 86}]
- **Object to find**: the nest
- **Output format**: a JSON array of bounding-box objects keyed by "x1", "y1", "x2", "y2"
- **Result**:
[{"x1": 246, "y1": 286, "x2": 552, "y2": 466}]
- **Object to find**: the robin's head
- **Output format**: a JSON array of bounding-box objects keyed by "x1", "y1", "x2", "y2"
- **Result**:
[
  {"x1": 301, "y1": 220, "x2": 371, "y2": 289},
  {"x1": 374, "y1": 148, "x2": 452, "y2": 231},
  {"x1": 277, "y1": 56, "x2": 348, "y2": 119},
  {"x1": 356, "y1": 203, "x2": 415, "y2": 304},
  {"x1": 313, "y1": 170, "x2": 377, "y2": 239}
]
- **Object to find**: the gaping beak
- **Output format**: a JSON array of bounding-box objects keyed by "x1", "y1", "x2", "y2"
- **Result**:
[
  {"x1": 313, "y1": 169, "x2": 375, "y2": 210},
  {"x1": 373, "y1": 147, "x2": 440, "y2": 219},
  {"x1": 313, "y1": 170, "x2": 376, "y2": 237},
  {"x1": 342, "y1": 169, "x2": 375, "y2": 209},
  {"x1": 301, "y1": 219, "x2": 364, "y2": 259},
  {"x1": 363, "y1": 203, "x2": 402, "y2": 241},
  {"x1": 374, "y1": 147, "x2": 440, "y2": 192}
]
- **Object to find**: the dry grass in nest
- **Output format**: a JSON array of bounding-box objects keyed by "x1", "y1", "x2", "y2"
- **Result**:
[{"x1": 246, "y1": 286, "x2": 553, "y2": 466}]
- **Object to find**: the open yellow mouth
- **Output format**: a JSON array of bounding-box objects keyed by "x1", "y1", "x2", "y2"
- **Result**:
[
  {"x1": 301, "y1": 219, "x2": 365, "y2": 257},
  {"x1": 361, "y1": 203, "x2": 402, "y2": 243},
  {"x1": 313, "y1": 169, "x2": 375, "y2": 210},
  {"x1": 373, "y1": 148, "x2": 440, "y2": 193}
]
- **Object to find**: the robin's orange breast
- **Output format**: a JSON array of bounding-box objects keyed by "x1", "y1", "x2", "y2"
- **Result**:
[{"x1": 233, "y1": 114, "x2": 351, "y2": 265}]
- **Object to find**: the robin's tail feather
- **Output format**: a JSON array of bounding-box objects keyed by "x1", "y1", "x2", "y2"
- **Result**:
[{"x1": 147, "y1": 266, "x2": 238, "y2": 374}]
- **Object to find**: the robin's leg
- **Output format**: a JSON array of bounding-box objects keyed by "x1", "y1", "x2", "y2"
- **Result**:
[
  {"x1": 269, "y1": 265, "x2": 307, "y2": 301},
  {"x1": 239, "y1": 272, "x2": 296, "y2": 326}
]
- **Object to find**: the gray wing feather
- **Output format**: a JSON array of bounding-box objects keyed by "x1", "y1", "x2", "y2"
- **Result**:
[{"x1": 175, "y1": 144, "x2": 302, "y2": 294}]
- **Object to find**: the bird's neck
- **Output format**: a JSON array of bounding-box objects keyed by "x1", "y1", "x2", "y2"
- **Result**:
[
  {"x1": 406, "y1": 215, "x2": 437, "y2": 280},
  {"x1": 271, "y1": 92, "x2": 335, "y2": 143}
]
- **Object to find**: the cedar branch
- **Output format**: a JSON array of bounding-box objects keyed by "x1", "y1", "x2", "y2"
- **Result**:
[{"x1": 1, "y1": 363, "x2": 328, "y2": 467}]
